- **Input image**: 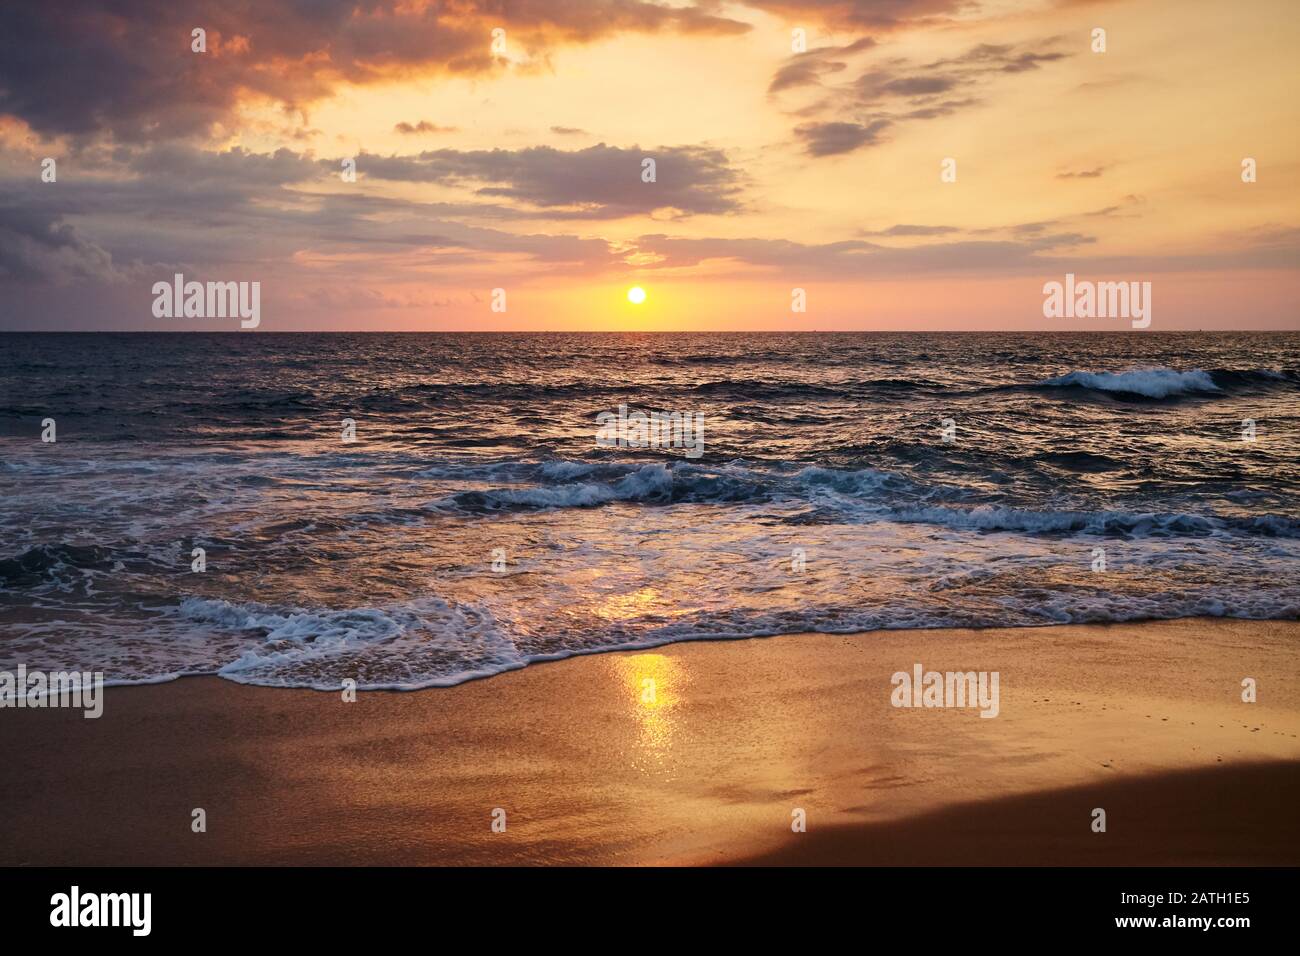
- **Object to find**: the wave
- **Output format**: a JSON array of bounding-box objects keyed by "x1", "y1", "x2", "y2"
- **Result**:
[
  {"x1": 427, "y1": 463, "x2": 673, "y2": 512},
  {"x1": 1039, "y1": 367, "x2": 1220, "y2": 398},
  {"x1": 0, "y1": 543, "x2": 118, "y2": 586},
  {"x1": 414, "y1": 458, "x2": 1300, "y2": 540},
  {"x1": 883, "y1": 504, "x2": 1300, "y2": 538},
  {"x1": 425, "y1": 461, "x2": 779, "y2": 512},
  {"x1": 1203, "y1": 367, "x2": 1298, "y2": 389},
  {"x1": 1035, "y1": 366, "x2": 1297, "y2": 399},
  {"x1": 422, "y1": 460, "x2": 924, "y2": 516}
]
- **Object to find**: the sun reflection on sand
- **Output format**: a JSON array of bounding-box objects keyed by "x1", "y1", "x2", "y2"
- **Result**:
[{"x1": 608, "y1": 652, "x2": 684, "y2": 777}]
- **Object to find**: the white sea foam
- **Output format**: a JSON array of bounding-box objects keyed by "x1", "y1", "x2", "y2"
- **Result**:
[
  {"x1": 181, "y1": 596, "x2": 405, "y2": 642},
  {"x1": 883, "y1": 504, "x2": 1300, "y2": 538},
  {"x1": 176, "y1": 596, "x2": 526, "y2": 689},
  {"x1": 793, "y1": 465, "x2": 897, "y2": 495},
  {"x1": 497, "y1": 463, "x2": 673, "y2": 507},
  {"x1": 424, "y1": 462, "x2": 676, "y2": 511}
]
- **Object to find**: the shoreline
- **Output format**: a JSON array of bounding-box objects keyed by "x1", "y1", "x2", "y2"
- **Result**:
[
  {"x1": 7, "y1": 611, "x2": 1293, "y2": 696},
  {"x1": 1, "y1": 617, "x2": 1297, "y2": 866}
]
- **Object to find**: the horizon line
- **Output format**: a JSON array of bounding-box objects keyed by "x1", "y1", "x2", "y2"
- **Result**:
[{"x1": 0, "y1": 328, "x2": 1288, "y2": 335}]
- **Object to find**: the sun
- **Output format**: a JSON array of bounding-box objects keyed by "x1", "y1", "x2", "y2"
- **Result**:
[{"x1": 627, "y1": 286, "x2": 646, "y2": 305}]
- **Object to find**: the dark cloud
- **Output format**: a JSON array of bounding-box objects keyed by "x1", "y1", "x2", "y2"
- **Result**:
[
  {"x1": 794, "y1": 119, "x2": 890, "y2": 157},
  {"x1": 0, "y1": 136, "x2": 748, "y2": 293},
  {"x1": 0, "y1": 1, "x2": 750, "y2": 142},
  {"x1": 856, "y1": 72, "x2": 958, "y2": 97},
  {"x1": 0, "y1": 140, "x2": 635, "y2": 289},
  {"x1": 550, "y1": 126, "x2": 589, "y2": 135},
  {"x1": 768, "y1": 37, "x2": 876, "y2": 93},
  {"x1": 769, "y1": 58, "x2": 849, "y2": 93},
  {"x1": 739, "y1": 1, "x2": 969, "y2": 30},
  {"x1": 126, "y1": 145, "x2": 321, "y2": 186},
  {"x1": 345, "y1": 143, "x2": 745, "y2": 217},
  {"x1": 998, "y1": 51, "x2": 1070, "y2": 73},
  {"x1": 0, "y1": 199, "x2": 121, "y2": 283}
]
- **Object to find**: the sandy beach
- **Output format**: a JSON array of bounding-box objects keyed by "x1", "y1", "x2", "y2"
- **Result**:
[{"x1": 2, "y1": 617, "x2": 1297, "y2": 866}]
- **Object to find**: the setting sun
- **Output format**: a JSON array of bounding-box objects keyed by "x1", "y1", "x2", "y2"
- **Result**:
[{"x1": 627, "y1": 286, "x2": 646, "y2": 305}]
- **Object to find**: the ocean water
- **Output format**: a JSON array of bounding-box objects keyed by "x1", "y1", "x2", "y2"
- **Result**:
[{"x1": 2, "y1": 331, "x2": 1298, "y2": 690}]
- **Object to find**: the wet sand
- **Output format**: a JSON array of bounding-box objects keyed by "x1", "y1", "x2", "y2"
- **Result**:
[{"x1": 1, "y1": 617, "x2": 1297, "y2": 865}]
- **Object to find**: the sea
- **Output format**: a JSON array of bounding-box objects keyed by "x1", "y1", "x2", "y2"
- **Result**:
[{"x1": 2, "y1": 331, "x2": 1298, "y2": 689}]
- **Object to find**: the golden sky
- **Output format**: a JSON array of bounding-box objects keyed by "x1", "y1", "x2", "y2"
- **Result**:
[{"x1": 1, "y1": 0, "x2": 1296, "y2": 330}]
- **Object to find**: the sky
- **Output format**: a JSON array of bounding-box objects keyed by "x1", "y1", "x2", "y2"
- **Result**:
[{"x1": 0, "y1": 0, "x2": 1297, "y2": 331}]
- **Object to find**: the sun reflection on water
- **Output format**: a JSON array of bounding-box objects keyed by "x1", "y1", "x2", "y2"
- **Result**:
[{"x1": 595, "y1": 586, "x2": 663, "y2": 622}]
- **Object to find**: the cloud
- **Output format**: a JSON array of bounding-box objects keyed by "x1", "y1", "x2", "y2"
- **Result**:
[
  {"x1": 859, "y1": 224, "x2": 960, "y2": 237},
  {"x1": 898, "y1": 97, "x2": 979, "y2": 120},
  {"x1": 768, "y1": 37, "x2": 876, "y2": 93},
  {"x1": 626, "y1": 209, "x2": 1300, "y2": 281},
  {"x1": 740, "y1": 1, "x2": 970, "y2": 30},
  {"x1": 1057, "y1": 166, "x2": 1108, "y2": 179},
  {"x1": 0, "y1": 1, "x2": 751, "y2": 142},
  {"x1": 0, "y1": 199, "x2": 121, "y2": 283},
  {"x1": 2, "y1": 131, "x2": 1295, "y2": 326},
  {"x1": 346, "y1": 143, "x2": 745, "y2": 217},
  {"x1": 550, "y1": 126, "x2": 589, "y2": 135},
  {"x1": 929, "y1": 43, "x2": 1069, "y2": 73},
  {"x1": 776, "y1": 37, "x2": 1073, "y2": 156},
  {"x1": 794, "y1": 119, "x2": 891, "y2": 157},
  {"x1": 395, "y1": 121, "x2": 459, "y2": 135},
  {"x1": 1, "y1": 140, "x2": 1150, "y2": 293},
  {"x1": 125, "y1": 145, "x2": 321, "y2": 186},
  {"x1": 856, "y1": 72, "x2": 959, "y2": 97},
  {"x1": 630, "y1": 230, "x2": 1099, "y2": 279},
  {"x1": 0, "y1": 141, "x2": 635, "y2": 289}
]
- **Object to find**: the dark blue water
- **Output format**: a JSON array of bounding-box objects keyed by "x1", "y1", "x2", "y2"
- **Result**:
[{"x1": 2, "y1": 331, "x2": 1298, "y2": 688}]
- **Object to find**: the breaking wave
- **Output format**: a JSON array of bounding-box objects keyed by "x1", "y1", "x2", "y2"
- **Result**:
[{"x1": 1039, "y1": 367, "x2": 1221, "y2": 398}]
